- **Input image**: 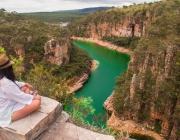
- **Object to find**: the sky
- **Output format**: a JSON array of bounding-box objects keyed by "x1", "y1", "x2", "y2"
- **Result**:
[{"x1": 0, "y1": 0, "x2": 160, "y2": 13}]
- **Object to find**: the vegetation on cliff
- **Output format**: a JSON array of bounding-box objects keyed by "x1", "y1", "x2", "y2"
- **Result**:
[
  {"x1": 102, "y1": 36, "x2": 140, "y2": 50},
  {"x1": 0, "y1": 10, "x2": 59, "y2": 67}
]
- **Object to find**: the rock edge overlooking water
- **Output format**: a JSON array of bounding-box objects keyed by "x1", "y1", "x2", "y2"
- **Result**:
[
  {"x1": 104, "y1": 93, "x2": 165, "y2": 140},
  {"x1": 69, "y1": 60, "x2": 98, "y2": 93}
]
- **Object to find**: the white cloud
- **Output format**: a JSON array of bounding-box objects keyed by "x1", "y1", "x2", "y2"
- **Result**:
[{"x1": 0, "y1": 0, "x2": 160, "y2": 13}]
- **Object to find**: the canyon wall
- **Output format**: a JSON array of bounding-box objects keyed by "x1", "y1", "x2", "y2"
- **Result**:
[
  {"x1": 118, "y1": 44, "x2": 180, "y2": 140},
  {"x1": 88, "y1": 18, "x2": 144, "y2": 39},
  {"x1": 110, "y1": 44, "x2": 179, "y2": 139},
  {"x1": 68, "y1": 9, "x2": 155, "y2": 40}
]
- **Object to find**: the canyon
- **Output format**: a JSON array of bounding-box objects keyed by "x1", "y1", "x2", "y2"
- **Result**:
[{"x1": 68, "y1": 1, "x2": 180, "y2": 139}]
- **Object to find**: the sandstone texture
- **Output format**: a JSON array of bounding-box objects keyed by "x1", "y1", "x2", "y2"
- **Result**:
[
  {"x1": 103, "y1": 92, "x2": 114, "y2": 114},
  {"x1": 71, "y1": 14, "x2": 153, "y2": 41},
  {"x1": 37, "y1": 121, "x2": 115, "y2": 140},
  {"x1": 104, "y1": 93, "x2": 165, "y2": 140},
  {"x1": 44, "y1": 39, "x2": 69, "y2": 66},
  {"x1": 69, "y1": 73, "x2": 89, "y2": 93},
  {"x1": 107, "y1": 112, "x2": 165, "y2": 140},
  {"x1": 91, "y1": 60, "x2": 98, "y2": 70}
]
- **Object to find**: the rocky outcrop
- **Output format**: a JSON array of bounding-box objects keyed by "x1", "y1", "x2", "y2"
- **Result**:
[
  {"x1": 107, "y1": 112, "x2": 165, "y2": 140},
  {"x1": 69, "y1": 73, "x2": 89, "y2": 93},
  {"x1": 44, "y1": 39, "x2": 69, "y2": 66},
  {"x1": 91, "y1": 60, "x2": 98, "y2": 70},
  {"x1": 69, "y1": 60, "x2": 98, "y2": 94},
  {"x1": 104, "y1": 93, "x2": 165, "y2": 140},
  {"x1": 103, "y1": 92, "x2": 114, "y2": 114}
]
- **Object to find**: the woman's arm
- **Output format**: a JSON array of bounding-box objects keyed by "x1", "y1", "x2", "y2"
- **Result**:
[
  {"x1": 33, "y1": 95, "x2": 41, "y2": 100},
  {"x1": 4, "y1": 81, "x2": 34, "y2": 105},
  {"x1": 15, "y1": 81, "x2": 34, "y2": 90},
  {"x1": 24, "y1": 83, "x2": 34, "y2": 90}
]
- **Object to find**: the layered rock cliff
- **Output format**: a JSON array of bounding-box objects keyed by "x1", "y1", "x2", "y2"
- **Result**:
[
  {"x1": 112, "y1": 2, "x2": 180, "y2": 139},
  {"x1": 44, "y1": 39, "x2": 69, "y2": 66},
  {"x1": 68, "y1": 3, "x2": 157, "y2": 40}
]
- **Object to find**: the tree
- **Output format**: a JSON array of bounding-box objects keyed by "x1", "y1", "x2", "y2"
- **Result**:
[{"x1": 0, "y1": 8, "x2": 6, "y2": 12}]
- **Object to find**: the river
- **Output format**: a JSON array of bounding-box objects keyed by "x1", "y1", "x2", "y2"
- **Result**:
[{"x1": 73, "y1": 40, "x2": 130, "y2": 126}]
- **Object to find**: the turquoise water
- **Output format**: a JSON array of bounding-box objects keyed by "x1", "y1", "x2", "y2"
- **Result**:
[{"x1": 73, "y1": 40, "x2": 130, "y2": 125}]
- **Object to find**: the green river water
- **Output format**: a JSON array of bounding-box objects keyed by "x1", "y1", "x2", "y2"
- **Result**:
[
  {"x1": 73, "y1": 40, "x2": 130, "y2": 125},
  {"x1": 73, "y1": 40, "x2": 155, "y2": 140}
]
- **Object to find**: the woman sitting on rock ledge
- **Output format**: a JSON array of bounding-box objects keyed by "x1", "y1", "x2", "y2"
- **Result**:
[{"x1": 0, "y1": 54, "x2": 41, "y2": 127}]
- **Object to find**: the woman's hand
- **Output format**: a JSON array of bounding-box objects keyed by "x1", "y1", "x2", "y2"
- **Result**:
[
  {"x1": 25, "y1": 83, "x2": 33, "y2": 90},
  {"x1": 33, "y1": 95, "x2": 41, "y2": 100}
]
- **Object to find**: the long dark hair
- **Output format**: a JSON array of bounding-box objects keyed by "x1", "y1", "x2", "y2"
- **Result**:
[{"x1": 0, "y1": 65, "x2": 16, "y2": 82}]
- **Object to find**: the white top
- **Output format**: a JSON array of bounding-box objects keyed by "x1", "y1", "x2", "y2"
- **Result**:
[{"x1": 0, "y1": 77, "x2": 33, "y2": 127}]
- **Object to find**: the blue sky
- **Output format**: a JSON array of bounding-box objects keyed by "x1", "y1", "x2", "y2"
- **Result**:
[{"x1": 0, "y1": 0, "x2": 160, "y2": 13}]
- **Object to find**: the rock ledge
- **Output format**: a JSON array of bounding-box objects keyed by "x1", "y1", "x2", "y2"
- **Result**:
[{"x1": 0, "y1": 96, "x2": 62, "y2": 140}]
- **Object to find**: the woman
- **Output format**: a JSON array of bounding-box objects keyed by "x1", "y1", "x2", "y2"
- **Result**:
[{"x1": 0, "y1": 54, "x2": 41, "y2": 127}]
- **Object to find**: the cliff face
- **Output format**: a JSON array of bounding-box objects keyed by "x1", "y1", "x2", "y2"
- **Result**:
[
  {"x1": 11, "y1": 36, "x2": 34, "y2": 57},
  {"x1": 72, "y1": 17, "x2": 148, "y2": 40},
  {"x1": 113, "y1": 5, "x2": 180, "y2": 139},
  {"x1": 88, "y1": 18, "x2": 145, "y2": 40},
  {"x1": 44, "y1": 39, "x2": 69, "y2": 66},
  {"x1": 119, "y1": 45, "x2": 179, "y2": 139},
  {"x1": 68, "y1": 6, "x2": 156, "y2": 40},
  {"x1": 0, "y1": 36, "x2": 34, "y2": 57}
]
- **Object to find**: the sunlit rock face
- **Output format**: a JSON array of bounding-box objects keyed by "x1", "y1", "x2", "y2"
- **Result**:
[
  {"x1": 73, "y1": 15, "x2": 153, "y2": 40},
  {"x1": 89, "y1": 19, "x2": 144, "y2": 40},
  {"x1": 44, "y1": 39, "x2": 69, "y2": 66}
]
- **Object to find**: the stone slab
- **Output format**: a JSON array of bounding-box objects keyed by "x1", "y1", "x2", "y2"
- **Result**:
[
  {"x1": 37, "y1": 121, "x2": 115, "y2": 140},
  {"x1": 59, "y1": 123, "x2": 115, "y2": 140},
  {"x1": 36, "y1": 111, "x2": 70, "y2": 140},
  {"x1": 0, "y1": 96, "x2": 62, "y2": 140},
  {"x1": 55, "y1": 111, "x2": 69, "y2": 123},
  {"x1": 76, "y1": 123, "x2": 115, "y2": 140}
]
